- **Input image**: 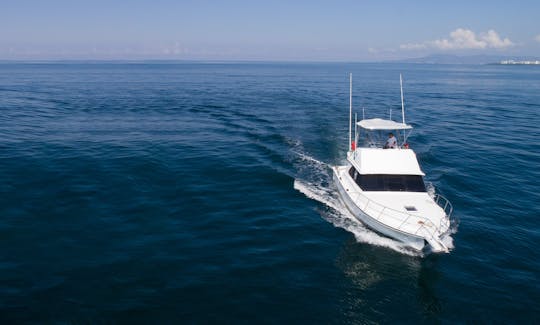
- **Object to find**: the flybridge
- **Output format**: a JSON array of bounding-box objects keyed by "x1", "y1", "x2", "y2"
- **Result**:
[{"x1": 348, "y1": 73, "x2": 410, "y2": 152}]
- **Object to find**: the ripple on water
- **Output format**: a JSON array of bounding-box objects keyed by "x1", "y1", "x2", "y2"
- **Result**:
[{"x1": 0, "y1": 62, "x2": 539, "y2": 323}]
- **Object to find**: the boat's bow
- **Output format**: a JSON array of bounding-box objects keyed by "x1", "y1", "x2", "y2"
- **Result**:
[{"x1": 417, "y1": 227, "x2": 449, "y2": 253}]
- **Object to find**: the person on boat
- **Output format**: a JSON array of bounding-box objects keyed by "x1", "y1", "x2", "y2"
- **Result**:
[{"x1": 384, "y1": 133, "x2": 397, "y2": 149}]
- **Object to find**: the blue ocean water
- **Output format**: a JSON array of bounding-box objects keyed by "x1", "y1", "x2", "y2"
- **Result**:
[{"x1": 0, "y1": 62, "x2": 539, "y2": 323}]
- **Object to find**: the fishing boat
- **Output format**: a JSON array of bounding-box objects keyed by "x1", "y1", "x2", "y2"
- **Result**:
[{"x1": 332, "y1": 74, "x2": 453, "y2": 253}]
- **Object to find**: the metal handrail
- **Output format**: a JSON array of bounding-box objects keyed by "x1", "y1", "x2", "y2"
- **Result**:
[
  {"x1": 433, "y1": 194, "x2": 453, "y2": 231},
  {"x1": 348, "y1": 189, "x2": 450, "y2": 238},
  {"x1": 434, "y1": 193, "x2": 453, "y2": 218}
]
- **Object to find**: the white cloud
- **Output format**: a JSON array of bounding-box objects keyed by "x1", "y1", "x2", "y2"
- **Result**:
[
  {"x1": 400, "y1": 28, "x2": 513, "y2": 51},
  {"x1": 434, "y1": 28, "x2": 487, "y2": 49},
  {"x1": 479, "y1": 30, "x2": 513, "y2": 48},
  {"x1": 399, "y1": 43, "x2": 427, "y2": 50},
  {"x1": 536, "y1": 34, "x2": 540, "y2": 42}
]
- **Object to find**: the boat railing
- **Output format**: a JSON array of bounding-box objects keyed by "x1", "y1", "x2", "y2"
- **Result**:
[
  {"x1": 433, "y1": 194, "x2": 452, "y2": 231},
  {"x1": 348, "y1": 190, "x2": 450, "y2": 238},
  {"x1": 433, "y1": 193, "x2": 453, "y2": 218}
]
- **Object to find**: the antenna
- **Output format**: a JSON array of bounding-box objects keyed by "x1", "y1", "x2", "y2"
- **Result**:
[
  {"x1": 362, "y1": 107, "x2": 365, "y2": 120},
  {"x1": 349, "y1": 73, "x2": 352, "y2": 151},
  {"x1": 389, "y1": 108, "x2": 392, "y2": 120},
  {"x1": 354, "y1": 113, "x2": 358, "y2": 157},
  {"x1": 400, "y1": 73, "x2": 405, "y2": 124},
  {"x1": 400, "y1": 74, "x2": 406, "y2": 144}
]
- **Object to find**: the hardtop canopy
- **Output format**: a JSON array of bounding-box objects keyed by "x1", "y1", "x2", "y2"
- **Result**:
[
  {"x1": 357, "y1": 118, "x2": 412, "y2": 130},
  {"x1": 349, "y1": 148, "x2": 425, "y2": 175}
]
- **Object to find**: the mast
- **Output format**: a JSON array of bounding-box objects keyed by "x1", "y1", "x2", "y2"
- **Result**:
[
  {"x1": 400, "y1": 73, "x2": 405, "y2": 124},
  {"x1": 349, "y1": 73, "x2": 352, "y2": 151},
  {"x1": 400, "y1": 74, "x2": 406, "y2": 143},
  {"x1": 354, "y1": 113, "x2": 357, "y2": 157}
]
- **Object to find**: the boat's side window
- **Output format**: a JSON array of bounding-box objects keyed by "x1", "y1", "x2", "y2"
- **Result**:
[{"x1": 348, "y1": 166, "x2": 358, "y2": 180}]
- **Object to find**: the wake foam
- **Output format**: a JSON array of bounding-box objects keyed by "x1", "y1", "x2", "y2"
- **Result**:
[
  {"x1": 441, "y1": 217, "x2": 459, "y2": 250},
  {"x1": 290, "y1": 145, "x2": 425, "y2": 256},
  {"x1": 425, "y1": 181, "x2": 436, "y2": 198}
]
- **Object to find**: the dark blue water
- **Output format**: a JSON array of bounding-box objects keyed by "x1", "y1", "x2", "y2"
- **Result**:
[{"x1": 1, "y1": 62, "x2": 539, "y2": 323}]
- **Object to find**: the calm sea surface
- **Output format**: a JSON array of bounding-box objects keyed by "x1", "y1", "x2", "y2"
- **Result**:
[{"x1": 0, "y1": 62, "x2": 539, "y2": 323}]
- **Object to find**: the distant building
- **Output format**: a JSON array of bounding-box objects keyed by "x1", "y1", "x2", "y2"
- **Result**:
[{"x1": 500, "y1": 59, "x2": 540, "y2": 65}]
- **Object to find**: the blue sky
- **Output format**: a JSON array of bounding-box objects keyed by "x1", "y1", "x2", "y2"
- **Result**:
[{"x1": 1, "y1": 0, "x2": 539, "y2": 60}]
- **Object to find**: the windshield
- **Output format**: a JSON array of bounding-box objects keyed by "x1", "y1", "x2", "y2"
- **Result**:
[
  {"x1": 357, "y1": 129, "x2": 406, "y2": 148},
  {"x1": 349, "y1": 167, "x2": 426, "y2": 192}
]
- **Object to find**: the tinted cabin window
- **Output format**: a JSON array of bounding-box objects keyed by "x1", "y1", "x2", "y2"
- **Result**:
[
  {"x1": 348, "y1": 167, "x2": 426, "y2": 192},
  {"x1": 348, "y1": 166, "x2": 358, "y2": 180}
]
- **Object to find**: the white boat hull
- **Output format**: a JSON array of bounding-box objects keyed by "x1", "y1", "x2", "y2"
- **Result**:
[{"x1": 333, "y1": 166, "x2": 439, "y2": 252}]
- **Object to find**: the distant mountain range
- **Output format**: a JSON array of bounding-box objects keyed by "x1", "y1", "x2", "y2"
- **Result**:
[{"x1": 390, "y1": 54, "x2": 540, "y2": 65}]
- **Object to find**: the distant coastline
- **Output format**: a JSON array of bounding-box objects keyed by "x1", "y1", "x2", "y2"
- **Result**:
[{"x1": 1, "y1": 55, "x2": 540, "y2": 66}]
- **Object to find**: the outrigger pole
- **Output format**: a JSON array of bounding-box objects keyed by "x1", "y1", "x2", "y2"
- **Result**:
[
  {"x1": 400, "y1": 73, "x2": 406, "y2": 143},
  {"x1": 400, "y1": 73, "x2": 405, "y2": 124},
  {"x1": 349, "y1": 73, "x2": 352, "y2": 151}
]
